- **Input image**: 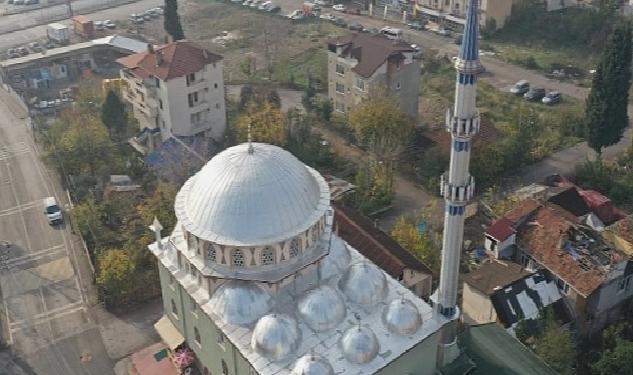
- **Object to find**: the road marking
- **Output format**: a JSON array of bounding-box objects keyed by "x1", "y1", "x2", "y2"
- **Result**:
[
  {"x1": 0, "y1": 244, "x2": 65, "y2": 269},
  {"x1": 0, "y1": 142, "x2": 30, "y2": 161},
  {"x1": 0, "y1": 199, "x2": 42, "y2": 217},
  {"x1": 9, "y1": 301, "x2": 84, "y2": 331},
  {"x1": 4, "y1": 161, "x2": 32, "y2": 253}
]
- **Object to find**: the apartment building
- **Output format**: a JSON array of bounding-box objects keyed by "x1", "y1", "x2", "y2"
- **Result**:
[
  {"x1": 415, "y1": 0, "x2": 512, "y2": 29},
  {"x1": 117, "y1": 40, "x2": 226, "y2": 144},
  {"x1": 326, "y1": 33, "x2": 420, "y2": 120}
]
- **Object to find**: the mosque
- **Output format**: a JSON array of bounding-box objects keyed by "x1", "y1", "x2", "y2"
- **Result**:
[{"x1": 148, "y1": 0, "x2": 484, "y2": 373}]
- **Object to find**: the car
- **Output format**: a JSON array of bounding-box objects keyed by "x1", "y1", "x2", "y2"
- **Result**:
[
  {"x1": 250, "y1": 0, "x2": 261, "y2": 8},
  {"x1": 348, "y1": 22, "x2": 364, "y2": 31},
  {"x1": 29, "y1": 42, "x2": 42, "y2": 52},
  {"x1": 130, "y1": 14, "x2": 144, "y2": 23},
  {"x1": 143, "y1": 14, "x2": 152, "y2": 21},
  {"x1": 344, "y1": 7, "x2": 360, "y2": 15},
  {"x1": 542, "y1": 91, "x2": 562, "y2": 105},
  {"x1": 407, "y1": 21, "x2": 423, "y2": 31},
  {"x1": 44, "y1": 196, "x2": 63, "y2": 225},
  {"x1": 320, "y1": 13, "x2": 336, "y2": 21},
  {"x1": 258, "y1": 1, "x2": 271, "y2": 10},
  {"x1": 333, "y1": 17, "x2": 346, "y2": 27},
  {"x1": 436, "y1": 28, "x2": 450, "y2": 36},
  {"x1": 94, "y1": 21, "x2": 105, "y2": 30},
  {"x1": 146, "y1": 9, "x2": 160, "y2": 17},
  {"x1": 524, "y1": 87, "x2": 546, "y2": 101},
  {"x1": 25, "y1": 0, "x2": 39, "y2": 5},
  {"x1": 332, "y1": 4, "x2": 345, "y2": 11},
  {"x1": 510, "y1": 80, "x2": 529, "y2": 95},
  {"x1": 231, "y1": 0, "x2": 242, "y2": 3},
  {"x1": 152, "y1": 7, "x2": 164, "y2": 14},
  {"x1": 314, "y1": 0, "x2": 329, "y2": 5},
  {"x1": 13, "y1": 0, "x2": 25, "y2": 5},
  {"x1": 267, "y1": 4, "x2": 281, "y2": 13},
  {"x1": 18, "y1": 47, "x2": 28, "y2": 56},
  {"x1": 104, "y1": 20, "x2": 116, "y2": 29},
  {"x1": 242, "y1": 0, "x2": 252, "y2": 6},
  {"x1": 287, "y1": 9, "x2": 304, "y2": 19}
]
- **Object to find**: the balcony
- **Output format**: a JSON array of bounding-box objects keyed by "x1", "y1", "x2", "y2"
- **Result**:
[
  {"x1": 445, "y1": 109, "x2": 480, "y2": 137},
  {"x1": 440, "y1": 174, "x2": 475, "y2": 203},
  {"x1": 187, "y1": 78, "x2": 207, "y2": 92}
]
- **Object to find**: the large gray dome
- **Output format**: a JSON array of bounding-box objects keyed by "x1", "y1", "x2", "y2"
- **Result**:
[
  {"x1": 319, "y1": 235, "x2": 351, "y2": 280},
  {"x1": 340, "y1": 326, "x2": 380, "y2": 364},
  {"x1": 251, "y1": 314, "x2": 301, "y2": 361},
  {"x1": 290, "y1": 354, "x2": 334, "y2": 375},
  {"x1": 382, "y1": 299, "x2": 422, "y2": 335},
  {"x1": 338, "y1": 261, "x2": 388, "y2": 305},
  {"x1": 174, "y1": 143, "x2": 330, "y2": 246},
  {"x1": 208, "y1": 280, "x2": 271, "y2": 326},
  {"x1": 298, "y1": 285, "x2": 346, "y2": 331}
]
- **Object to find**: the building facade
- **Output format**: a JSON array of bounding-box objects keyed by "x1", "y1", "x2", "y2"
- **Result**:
[
  {"x1": 414, "y1": 0, "x2": 512, "y2": 29},
  {"x1": 326, "y1": 34, "x2": 421, "y2": 120},
  {"x1": 117, "y1": 40, "x2": 227, "y2": 143},
  {"x1": 149, "y1": 142, "x2": 455, "y2": 375}
]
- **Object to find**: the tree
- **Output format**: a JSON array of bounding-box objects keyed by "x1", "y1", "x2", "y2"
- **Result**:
[
  {"x1": 163, "y1": 0, "x2": 185, "y2": 41},
  {"x1": 391, "y1": 216, "x2": 440, "y2": 272},
  {"x1": 534, "y1": 313, "x2": 577, "y2": 375},
  {"x1": 101, "y1": 90, "x2": 128, "y2": 140},
  {"x1": 319, "y1": 99, "x2": 333, "y2": 124},
  {"x1": 266, "y1": 89, "x2": 281, "y2": 109},
  {"x1": 136, "y1": 183, "x2": 178, "y2": 233},
  {"x1": 97, "y1": 249, "x2": 134, "y2": 307},
  {"x1": 585, "y1": 21, "x2": 632, "y2": 155},
  {"x1": 235, "y1": 103, "x2": 287, "y2": 146},
  {"x1": 593, "y1": 339, "x2": 633, "y2": 375}
]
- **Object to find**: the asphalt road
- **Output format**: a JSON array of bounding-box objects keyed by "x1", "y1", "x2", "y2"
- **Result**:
[{"x1": 0, "y1": 87, "x2": 114, "y2": 375}]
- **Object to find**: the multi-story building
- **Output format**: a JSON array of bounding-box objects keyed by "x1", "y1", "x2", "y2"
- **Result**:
[
  {"x1": 117, "y1": 40, "x2": 226, "y2": 144},
  {"x1": 414, "y1": 0, "x2": 512, "y2": 30},
  {"x1": 326, "y1": 33, "x2": 420, "y2": 120}
]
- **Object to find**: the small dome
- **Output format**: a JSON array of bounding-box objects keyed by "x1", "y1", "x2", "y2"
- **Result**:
[
  {"x1": 208, "y1": 280, "x2": 271, "y2": 326},
  {"x1": 340, "y1": 326, "x2": 379, "y2": 364},
  {"x1": 251, "y1": 314, "x2": 301, "y2": 361},
  {"x1": 338, "y1": 261, "x2": 387, "y2": 305},
  {"x1": 174, "y1": 143, "x2": 330, "y2": 246},
  {"x1": 298, "y1": 285, "x2": 346, "y2": 331},
  {"x1": 319, "y1": 235, "x2": 351, "y2": 280},
  {"x1": 382, "y1": 299, "x2": 422, "y2": 335},
  {"x1": 291, "y1": 354, "x2": 334, "y2": 375}
]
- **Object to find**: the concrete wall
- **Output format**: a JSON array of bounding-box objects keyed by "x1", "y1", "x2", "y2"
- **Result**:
[
  {"x1": 374, "y1": 54, "x2": 420, "y2": 120},
  {"x1": 461, "y1": 283, "x2": 497, "y2": 324},
  {"x1": 375, "y1": 329, "x2": 441, "y2": 375}
]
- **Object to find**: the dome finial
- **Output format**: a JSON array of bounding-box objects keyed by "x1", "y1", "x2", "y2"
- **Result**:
[{"x1": 247, "y1": 121, "x2": 254, "y2": 154}]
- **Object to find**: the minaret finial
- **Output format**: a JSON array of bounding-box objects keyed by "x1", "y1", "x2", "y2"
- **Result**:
[{"x1": 247, "y1": 121, "x2": 254, "y2": 154}]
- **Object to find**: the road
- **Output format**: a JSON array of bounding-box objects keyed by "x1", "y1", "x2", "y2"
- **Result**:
[
  {"x1": 0, "y1": 87, "x2": 114, "y2": 374},
  {"x1": 0, "y1": 0, "x2": 162, "y2": 50}
]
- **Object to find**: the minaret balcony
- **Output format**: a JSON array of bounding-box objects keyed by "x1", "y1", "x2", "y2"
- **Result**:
[
  {"x1": 446, "y1": 109, "x2": 480, "y2": 137},
  {"x1": 454, "y1": 58, "x2": 484, "y2": 75},
  {"x1": 440, "y1": 174, "x2": 475, "y2": 203}
]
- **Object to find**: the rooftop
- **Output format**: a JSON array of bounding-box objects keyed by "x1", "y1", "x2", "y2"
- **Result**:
[
  {"x1": 327, "y1": 33, "x2": 414, "y2": 78},
  {"x1": 117, "y1": 40, "x2": 222, "y2": 81},
  {"x1": 462, "y1": 260, "x2": 531, "y2": 296}
]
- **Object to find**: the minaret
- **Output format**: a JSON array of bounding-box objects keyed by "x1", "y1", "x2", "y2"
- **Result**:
[{"x1": 436, "y1": 0, "x2": 482, "y2": 367}]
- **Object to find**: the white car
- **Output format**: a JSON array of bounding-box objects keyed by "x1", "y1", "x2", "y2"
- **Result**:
[
  {"x1": 104, "y1": 20, "x2": 116, "y2": 29},
  {"x1": 44, "y1": 196, "x2": 63, "y2": 225},
  {"x1": 94, "y1": 21, "x2": 105, "y2": 31},
  {"x1": 332, "y1": 4, "x2": 346, "y2": 11},
  {"x1": 320, "y1": 13, "x2": 336, "y2": 21},
  {"x1": 314, "y1": 0, "x2": 329, "y2": 5}
]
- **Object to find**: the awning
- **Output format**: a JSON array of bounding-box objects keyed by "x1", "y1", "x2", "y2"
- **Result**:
[{"x1": 154, "y1": 316, "x2": 184, "y2": 350}]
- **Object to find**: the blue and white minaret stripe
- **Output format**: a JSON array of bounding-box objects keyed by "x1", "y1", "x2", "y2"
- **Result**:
[{"x1": 437, "y1": 0, "x2": 482, "y2": 320}]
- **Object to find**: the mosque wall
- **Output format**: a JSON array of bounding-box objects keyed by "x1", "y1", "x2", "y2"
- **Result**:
[{"x1": 375, "y1": 329, "x2": 440, "y2": 375}]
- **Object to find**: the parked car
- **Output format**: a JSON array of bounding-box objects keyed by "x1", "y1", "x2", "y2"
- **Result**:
[
  {"x1": 524, "y1": 87, "x2": 546, "y2": 101},
  {"x1": 104, "y1": 20, "x2": 116, "y2": 29},
  {"x1": 250, "y1": 0, "x2": 261, "y2": 8},
  {"x1": 146, "y1": 9, "x2": 160, "y2": 17},
  {"x1": 231, "y1": 0, "x2": 242, "y2": 3},
  {"x1": 29, "y1": 42, "x2": 42, "y2": 52},
  {"x1": 130, "y1": 14, "x2": 144, "y2": 24},
  {"x1": 44, "y1": 196, "x2": 63, "y2": 225},
  {"x1": 287, "y1": 9, "x2": 304, "y2": 19},
  {"x1": 25, "y1": 0, "x2": 39, "y2": 5},
  {"x1": 542, "y1": 91, "x2": 562, "y2": 105},
  {"x1": 7, "y1": 48, "x2": 20, "y2": 59},
  {"x1": 268, "y1": 4, "x2": 281, "y2": 13},
  {"x1": 143, "y1": 13, "x2": 152, "y2": 21},
  {"x1": 152, "y1": 7, "x2": 164, "y2": 14},
  {"x1": 510, "y1": 80, "x2": 529, "y2": 95},
  {"x1": 333, "y1": 17, "x2": 346, "y2": 27},
  {"x1": 320, "y1": 13, "x2": 336, "y2": 21},
  {"x1": 94, "y1": 21, "x2": 105, "y2": 30},
  {"x1": 407, "y1": 21, "x2": 423, "y2": 30},
  {"x1": 348, "y1": 22, "x2": 364, "y2": 31},
  {"x1": 242, "y1": 0, "x2": 252, "y2": 6},
  {"x1": 332, "y1": 4, "x2": 346, "y2": 11},
  {"x1": 13, "y1": 0, "x2": 25, "y2": 5},
  {"x1": 258, "y1": 1, "x2": 271, "y2": 10},
  {"x1": 17, "y1": 47, "x2": 28, "y2": 56},
  {"x1": 314, "y1": 0, "x2": 329, "y2": 5}
]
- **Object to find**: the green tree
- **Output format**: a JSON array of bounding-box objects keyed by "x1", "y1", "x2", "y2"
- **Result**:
[
  {"x1": 101, "y1": 90, "x2": 128, "y2": 140},
  {"x1": 235, "y1": 103, "x2": 288, "y2": 146},
  {"x1": 163, "y1": 0, "x2": 185, "y2": 41},
  {"x1": 585, "y1": 21, "x2": 632, "y2": 155},
  {"x1": 534, "y1": 313, "x2": 577, "y2": 375},
  {"x1": 136, "y1": 183, "x2": 178, "y2": 233},
  {"x1": 319, "y1": 99, "x2": 333, "y2": 124},
  {"x1": 97, "y1": 249, "x2": 134, "y2": 307},
  {"x1": 391, "y1": 216, "x2": 440, "y2": 272},
  {"x1": 593, "y1": 339, "x2": 633, "y2": 375}
]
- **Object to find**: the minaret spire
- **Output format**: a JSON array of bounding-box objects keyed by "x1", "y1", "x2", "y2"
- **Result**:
[{"x1": 436, "y1": 0, "x2": 482, "y2": 368}]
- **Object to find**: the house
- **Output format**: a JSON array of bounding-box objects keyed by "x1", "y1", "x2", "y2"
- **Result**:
[
  {"x1": 332, "y1": 201, "x2": 434, "y2": 297},
  {"x1": 461, "y1": 260, "x2": 569, "y2": 334},
  {"x1": 326, "y1": 33, "x2": 421, "y2": 120},
  {"x1": 414, "y1": 0, "x2": 512, "y2": 30},
  {"x1": 483, "y1": 186, "x2": 633, "y2": 333},
  {"x1": 117, "y1": 40, "x2": 227, "y2": 147}
]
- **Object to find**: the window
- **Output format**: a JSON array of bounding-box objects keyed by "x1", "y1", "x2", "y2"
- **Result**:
[
  {"x1": 311, "y1": 229, "x2": 318, "y2": 244},
  {"x1": 261, "y1": 247, "x2": 275, "y2": 265},
  {"x1": 190, "y1": 264, "x2": 197, "y2": 280},
  {"x1": 186, "y1": 73, "x2": 196, "y2": 86},
  {"x1": 188, "y1": 92, "x2": 199, "y2": 107},
  {"x1": 155, "y1": 77, "x2": 160, "y2": 88},
  {"x1": 453, "y1": 140, "x2": 470, "y2": 152},
  {"x1": 556, "y1": 278, "x2": 570, "y2": 295},
  {"x1": 216, "y1": 103, "x2": 220, "y2": 109},
  {"x1": 194, "y1": 327, "x2": 201, "y2": 346},
  {"x1": 448, "y1": 205, "x2": 465, "y2": 216},
  {"x1": 355, "y1": 78, "x2": 365, "y2": 91},
  {"x1": 207, "y1": 244, "x2": 216, "y2": 262},
  {"x1": 190, "y1": 111, "x2": 202, "y2": 124},
  {"x1": 396, "y1": 82, "x2": 401, "y2": 90},
  {"x1": 217, "y1": 328, "x2": 225, "y2": 345},
  {"x1": 231, "y1": 249, "x2": 244, "y2": 267},
  {"x1": 335, "y1": 101, "x2": 345, "y2": 113},
  {"x1": 289, "y1": 238, "x2": 300, "y2": 258},
  {"x1": 221, "y1": 360, "x2": 229, "y2": 375},
  {"x1": 214, "y1": 83, "x2": 218, "y2": 89},
  {"x1": 188, "y1": 234, "x2": 197, "y2": 252},
  {"x1": 335, "y1": 83, "x2": 345, "y2": 94},
  {"x1": 618, "y1": 276, "x2": 632, "y2": 292},
  {"x1": 171, "y1": 299, "x2": 178, "y2": 317},
  {"x1": 159, "y1": 99, "x2": 163, "y2": 110},
  {"x1": 335, "y1": 63, "x2": 345, "y2": 75}
]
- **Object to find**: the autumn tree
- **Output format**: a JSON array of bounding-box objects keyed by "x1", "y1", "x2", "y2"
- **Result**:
[
  {"x1": 391, "y1": 216, "x2": 440, "y2": 272},
  {"x1": 164, "y1": 0, "x2": 185, "y2": 41},
  {"x1": 97, "y1": 249, "x2": 135, "y2": 307},
  {"x1": 137, "y1": 182, "x2": 178, "y2": 233},
  {"x1": 101, "y1": 90, "x2": 128, "y2": 140},
  {"x1": 235, "y1": 103, "x2": 287, "y2": 146}
]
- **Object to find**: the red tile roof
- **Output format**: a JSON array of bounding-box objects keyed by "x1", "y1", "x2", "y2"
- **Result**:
[
  {"x1": 486, "y1": 217, "x2": 515, "y2": 241},
  {"x1": 332, "y1": 201, "x2": 434, "y2": 278},
  {"x1": 117, "y1": 40, "x2": 222, "y2": 81},
  {"x1": 327, "y1": 33, "x2": 414, "y2": 78}
]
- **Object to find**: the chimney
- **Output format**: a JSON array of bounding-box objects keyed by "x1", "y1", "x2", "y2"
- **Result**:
[
  {"x1": 155, "y1": 50, "x2": 164, "y2": 67},
  {"x1": 147, "y1": 43, "x2": 154, "y2": 54}
]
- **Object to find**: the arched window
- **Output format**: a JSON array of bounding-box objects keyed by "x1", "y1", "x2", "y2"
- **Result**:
[
  {"x1": 231, "y1": 249, "x2": 244, "y2": 267},
  {"x1": 187, "y1": 233, "x2": 197, "y2": 253},
  {"x1": 261, "y1": 247, "x2": 275, "y2": 265},
  {"x1": 171, "y1": 299, "x2": 178, "y2": 317},
  {"x1": 194, "y1": 327, "x2": 201, "y2": 345},
  {"x1": 289, "y1": 238, "x2": 300, "y2": 258},
  {"x1": 311, "y1": 228, "x2": 319, "y2": 244},
  {"x1": 222, "y1": 360, "x2": 229, "y2": 375},
  {"x1": 207, "y1": 244, "x2": 216, "y2": 262}
]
